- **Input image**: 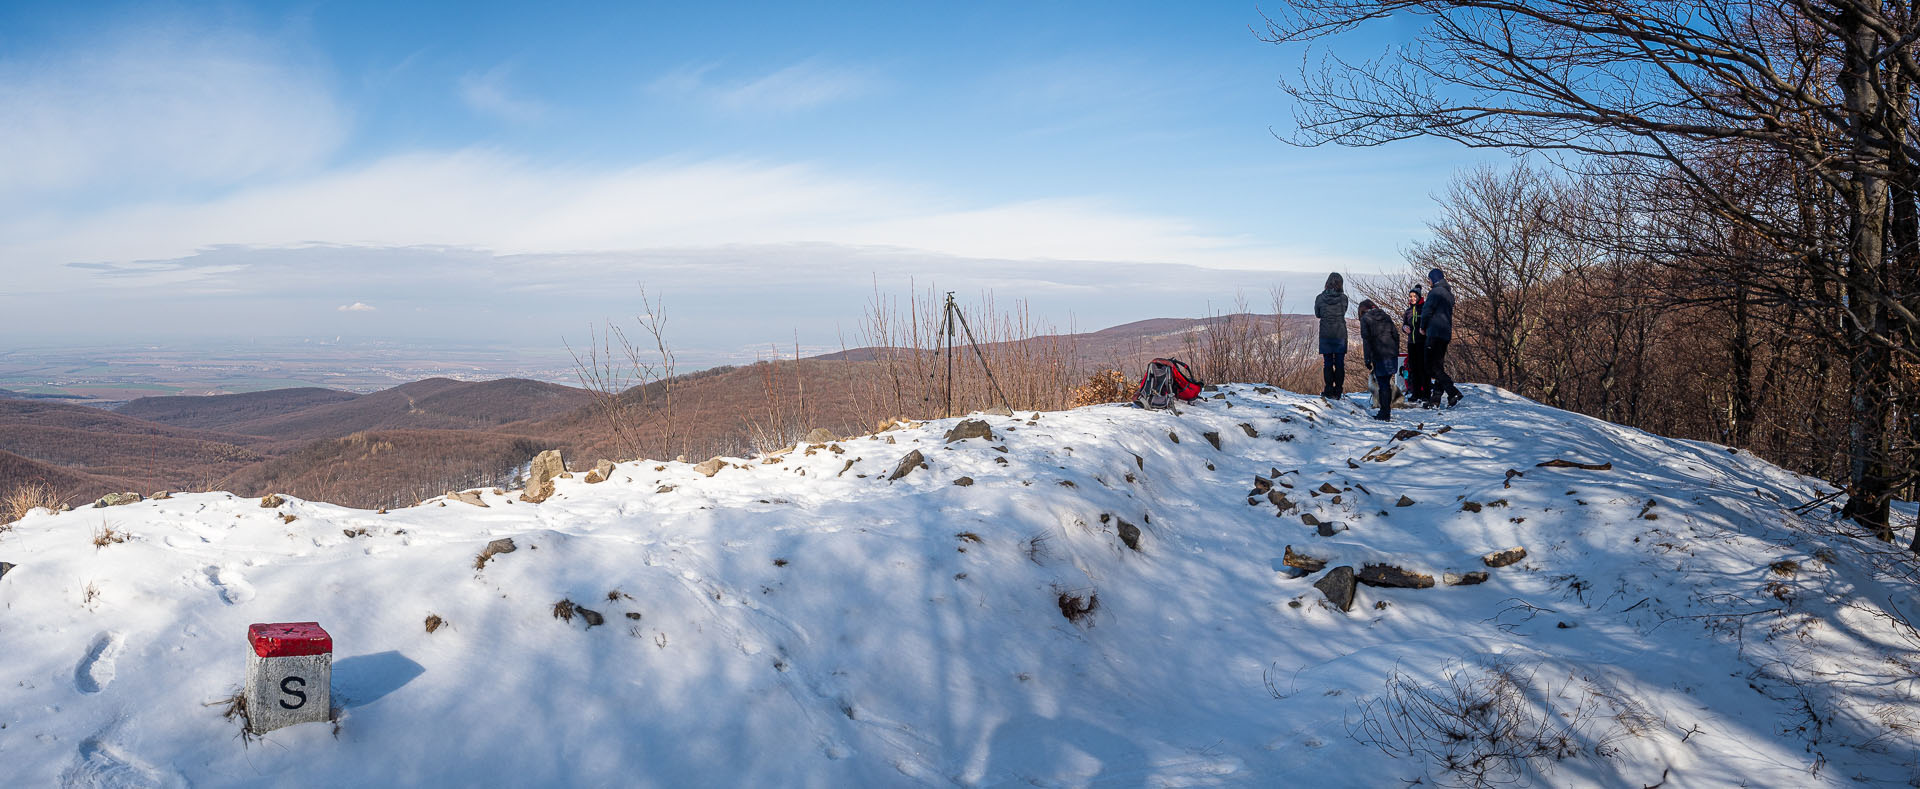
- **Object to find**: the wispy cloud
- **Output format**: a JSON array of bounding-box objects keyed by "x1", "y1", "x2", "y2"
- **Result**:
[
  {"x1": 0, "y1": 26, "x2": 346, "y2": 204},
  {"x1": 337, "y1": 302, "x2": 375, "y2": 312},
  {"x1": 649, "y1": 58, "x2": 876, "y2": 112},
  {"x1": 459, "y1": 63, "x2": 547, "y2": 123}
]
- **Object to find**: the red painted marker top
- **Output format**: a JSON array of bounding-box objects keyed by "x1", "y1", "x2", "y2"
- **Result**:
[{"x1": 248, "y1": 622, "x2": 332, "y2": 657}]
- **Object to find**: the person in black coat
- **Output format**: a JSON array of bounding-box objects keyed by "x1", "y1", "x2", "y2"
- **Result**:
[
  {"x1": 1313, "y1": 272, "x2": 1350, "y2": 398},
  {"x1": 1358, "y1": 299, "x2": 1400, "y2": 420},
  {"x1": 1402, "y1": 286, "x2": 1427, "y2": 404},
  {"x1": 1420, "y1": 268, "x2": 1464, "y2": 407}
]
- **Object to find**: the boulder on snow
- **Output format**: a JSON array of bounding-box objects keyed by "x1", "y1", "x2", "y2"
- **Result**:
[
  {"x1": 448, "y1": 490, "x2": 489, "y2": 508},
  {"x1": 522, "y1": 449, "x2": 566, "y2": 502},
  {"x1": 953, "y1": 476, "x2": 975, "y2": 487},
  {"x1": 1482, "y1": 546, "x2": 1528, "y2": 568},
  {"x1": 1239, "y1": 423, "x2": 1258, "y2": 437},
  {"x1": 1283, "y1": 545, "x2": 1327, "y2": 572},
  {"x1": 1357, "y1": 564, "x2": 1435, "y2": 589},
  {"x1": 805, "y1": 428, "x2": 837, "y2": 444},
  {"x1": 1316, "y1": 521, "x2": 1348, "y2": 537},
  {"x1": 91, "y1": 492, "x2": 142, "y2": 508},
  {"x1": 0, "y1": 561, "x2": 14, "y2": 581},
  {"x1": 1300, "y1": 513, "x2": 1321, "y2": 527},
  {"x1": 1444, "y1": 571, "x2": 1489, "y2": 586},
  {"x1": 259, "y1": 493, "x2": 285, "y2": 509},
  {"x1": 1116, "y1": 519, "x2": 1142, "y2": 551},
  {"x1": 1317, "y1": 483, "x2": 1340, "y2": 494},
  {"x1": 474, "y1": 537, "x2": 517, "y2": 570},
  {"x1": 1268, "y1": 490, "x2": 1296, "y2": 512},
  {"x1": 889, "y1": 450, "x2": 927, "y2": 481},
  {"x1": 1396, "y1": 495, "x2": 1416, "y2": 507},
  {"x1": 944, "y1": 419, "x2": 995, "y2": 443},
  {"x1": 1202, "y1": 431, "x2": 1222, "y2": 450},
  {"x1": 584, "y1": 459, "x2": 616, "y2": 483},
  {"x1": 1315, "y1": 566, "x2": 1356, "y2": 612},
  {"x1": 694, "y1": 458, "x2": 727, "y2": 477}
]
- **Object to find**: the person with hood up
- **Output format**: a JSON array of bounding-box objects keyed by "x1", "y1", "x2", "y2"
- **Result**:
[
  {"x1": 1358, "y1": 298, "x2": 1400, "y2": 420},
  {"x1": 1419, "y1": 268, "x2": 1464, "y2": 407},
  {"x1": 1402, "y1": 286, "x2": 1428, "y2": 404},
  {"x1": 1313, "y1": 272, "x2": 1350, "y2": 399}
]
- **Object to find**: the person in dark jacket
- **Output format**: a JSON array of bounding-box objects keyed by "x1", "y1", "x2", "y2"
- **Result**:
[
  {"x1": 1313, "y1": 272, "x2": 1350, "y2": 399},
  {"x1": 1358, "y1": 299, "x2": 1400, "y2": 420},
  {"x1": 1419, "y1": 268, "x2": 1463, "y2": 407},
  {"x1": 1402, "y1": 286, "x2": 1427, "y2": 404}
]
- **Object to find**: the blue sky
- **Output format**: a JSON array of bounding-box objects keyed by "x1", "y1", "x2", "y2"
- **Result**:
[{"x1": 0, "y1": 1, "x2": 1492, "y2": 357}]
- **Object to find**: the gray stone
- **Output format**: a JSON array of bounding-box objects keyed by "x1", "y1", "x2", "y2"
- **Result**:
[
  {"x1": 952, "y1": 476, "x2": 975, "y2": 487},
  {"x1": 1268, "y1": 490, "x2": 1296, "y2": 512},
  {"x1": 1396, "y1": 495, "x2": 1416, "y2": 507},
  {"x1": 474, "y1": 537, "x2": 517, "y2": 570},
  {"x1": 1202, "y1": 431, "x2": 1222, "y2": 450},
  {"x1": 1316, "y1": 521, "x2": 1348, "y2": 537},
  {"x1": 1482, "y1": 546, "x2": 1528, "y2": 568},
  {"x1": 1357, "y1": 564, "x2": 1435, "y2": 589},
  {"x1": 1315, "y1": 566, "x2": 1356, "y2": 612},
  {"x1": 805, "y1": 428, "x2": 838, "y2": 443},
  {"x1": 1300, "y1": 513, "x2": 1321, "y2": 527},
  {"x1": 1117, "y1": 519, "x2": 1141, "y2": 551},
  {"x1": 694, "y1": 457, "x2": 727, "y2": 477},
  {"x1": 520, "y1": 449, "x2": 566, "y2": 502},
  {"x1": 91, "y1": 492, "x2": 142, "y2": 508},
  {"x1": 1239, "y1": 423, "x2": 1258, "y2": 437},
  {"x1": 245, "y1": 650, "x2": 331, "y2": 734},
  {"x1": 1444, "y1": 571, "x2": 1489, "y2": 586},
  {"x1": 889, "y1": 450, "x2": 927, "y2": 481},
  {"x1": 0, "y1": 562, "x2": 13, "y2": 581},
  {"x1": 448, "y1": 490, "x2": 489, "y2": 508},
  {"x1": 944, "y1": 419, "x2": 996, "y2": 443}
]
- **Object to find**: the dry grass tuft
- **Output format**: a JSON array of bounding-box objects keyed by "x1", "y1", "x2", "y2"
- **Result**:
[
  {"x1": 552, "y1": 598, "x2": 577, "y2": 623},
  {"x1": 424, "y1": 614, "x2": 446, "y2": 633},
  {"x1": 93, "y1": 522, "x2": 128, "y2": 548},
  {"x1": 3, "y1": 481, "x2": 64, "y2": 524},
  {"x1": 1056, "y1": 587, "x2": 1100, "y2": 625}
]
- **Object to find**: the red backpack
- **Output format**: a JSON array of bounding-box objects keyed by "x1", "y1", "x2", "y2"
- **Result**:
[{"x1": 1133, "y1": 358, "x2": 1204, "y2": 409}]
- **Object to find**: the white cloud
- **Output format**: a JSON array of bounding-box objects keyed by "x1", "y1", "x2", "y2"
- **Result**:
[
  {"x1": 649, "y1": 58, "x2": 875, "y2": 112},
  {"x1": 459, "y1": 64, "x2": 547, "y2": 123},
  {"x1": 0, "y1": 26, "x2": 346, "y2": 202},
  {"x1": 2, "y1": 151, "x2": 1328, "y2": 281},
  {"x1": 337, "y1": 302, "x2": 376, "y2": 312}
]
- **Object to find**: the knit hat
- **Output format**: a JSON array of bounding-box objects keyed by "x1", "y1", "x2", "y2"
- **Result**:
[
  {"x1": 1427, "y1": 268, "x2": 1444, "y2": 284},
  {"x1": 1357, "y1": 298, "x2": 1376, "y2": 313},
  {"x1": 1410, "y1": 285, "x2": 1423, "y2": 297}
]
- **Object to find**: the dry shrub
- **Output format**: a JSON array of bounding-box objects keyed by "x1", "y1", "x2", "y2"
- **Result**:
[
  {"x1": 93, "y1": 523, "x2": 128, "y2": 548},
  {"x1": 1056, "y1": 587, "x2": 1100, "y2": 625},
  {"x1": 1349, "y1": 660, "x2": 1654, "y2": 788},
  {"x1": 3, "y1": 481, "x2": 63, "y2": 524},
  {"x1": 1069, "y1": 370, "x2": 1133, "y2": 408}
]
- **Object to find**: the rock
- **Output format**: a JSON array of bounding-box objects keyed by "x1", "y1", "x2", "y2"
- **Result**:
[
  {"x1": 889, "y1": 450, "x2": 927, "y2": 481},
  {"x1": 1116, "y1": 519, "x2": 1141, "y2": 551},
  {"x1": 1444, "y1": 571, "x2": 1489, "y2": 586},
  {"x1": 1268, "y1": 490, "x2": 1296, "y2": 512},
  {"x1": 944, "y1": 419, "x2": 996, "y2": 443},
  {"x1": 0, "y1": 562, "x2": 14, "y2": 581},
  {"x1": 694, "y1": 457, "x2": 727, "y2": 477},
  {"x1": 804, "y1": 428, "x2": 838, "y2": 443},
  {"x1": 576, "y1": 605, "x2": 605, "y2": 629},
  {"x1": 448, "y1": 490, "x2": 489, "y2": 507},
  {"x1": 521, "y1": 480, "x2": 557, "y2": 503},
  {"x1": 152, "y1": 491, "x2": 172, "y2": 500},
  {"x1": 424, "y1": 614, "x2": 446, "y2": 634},
  {"x1": 1482, "y1": 546, "x2": 1528, "y2": 568},
  {"x1": 1461, "y1": 501, "x2": 1483, "y2": 513},
  {"x1": 1167, "y1": 431, "x2": 1180, "y2": 444},
  {"x1": 1283, "y1": 545, "x2": 1326, "y2": 572},
  {"x1": 259, "y1": 494, "x2": 285, "y2": 509},
  {"x1": 590, "y1": 459, "x2": 616, "y2": 481},
  {"x1": 655, "y1": 485, "x2": 676, "y2": 494},
  {"x1": 1301, "y1": 513, "x2": 1321, "y2": 526},
  {"x1": 583, "y1": 471, "x2": 605, "y2": 484},
  {"x1": 91, "y1": 492, "x2": 142, "y2": 508},
  {"x1": 1317, "y1": 483, "x2": 1340, "y2": 494},
  {"x1": 1252, "y1": 476, "x2": 1273, "y2": 494},
  {"x1": 1239, "y1": 423, "x2": 1258, "y2": 437},
  {"x1": 953, "y1": 476, "x2": 975, "y2": 487},
  {"x1": 1316, "y1": 521, "x2": 1348, "y2": 537},
  {"x1": 1357, "y1": 564, "x2": 1435, "y2": 589},
  {"x1": 474, "y1": 537, "x2": 517, "y2": 570},
  {"x1": 1202, "y1": 431, "x2": 1222, "y2": 450},
  {"x1": 1396, "y1": 495, "x2": 1416, "y2": 507},
  {"x1": 1392, "y1": 429, "x2": 1423, "y2": 441},
  {"x1": 528, "y1": 449, "x2": 566, "y2": 487},
  {"x1": 1314, "y1": 566, "x2": 1356, "y2": 612}
]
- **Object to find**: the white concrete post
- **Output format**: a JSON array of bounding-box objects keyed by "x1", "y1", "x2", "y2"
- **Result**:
[{"x1": 245, "y1": 622, "x2": 332, "y2": 734}]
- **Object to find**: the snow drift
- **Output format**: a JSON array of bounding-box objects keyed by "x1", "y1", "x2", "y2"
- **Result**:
[{"x1": 2, "y1": 384, "x2": 1916, "y2": 787}]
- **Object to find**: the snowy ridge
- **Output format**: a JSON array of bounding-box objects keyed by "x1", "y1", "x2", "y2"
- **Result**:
[{"x1": 2, "y1": 384, "x2": 1916, "y2": 786}]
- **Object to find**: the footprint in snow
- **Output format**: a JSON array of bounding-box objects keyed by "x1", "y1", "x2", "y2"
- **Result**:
[
  {"x1": 205, "y1": 566, "x2": 254, "y2": 606},
  {"x1": 73, "y1": 632, "x2": 123, "y2": 694},
  {"x1": 60, "y1": 730, "x2": 188, "y2": 789}
]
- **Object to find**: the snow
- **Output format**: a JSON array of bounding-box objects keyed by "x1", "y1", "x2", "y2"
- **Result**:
[{"x1": 3, "y1": 384, "x2": 1917, "y2": 787}]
